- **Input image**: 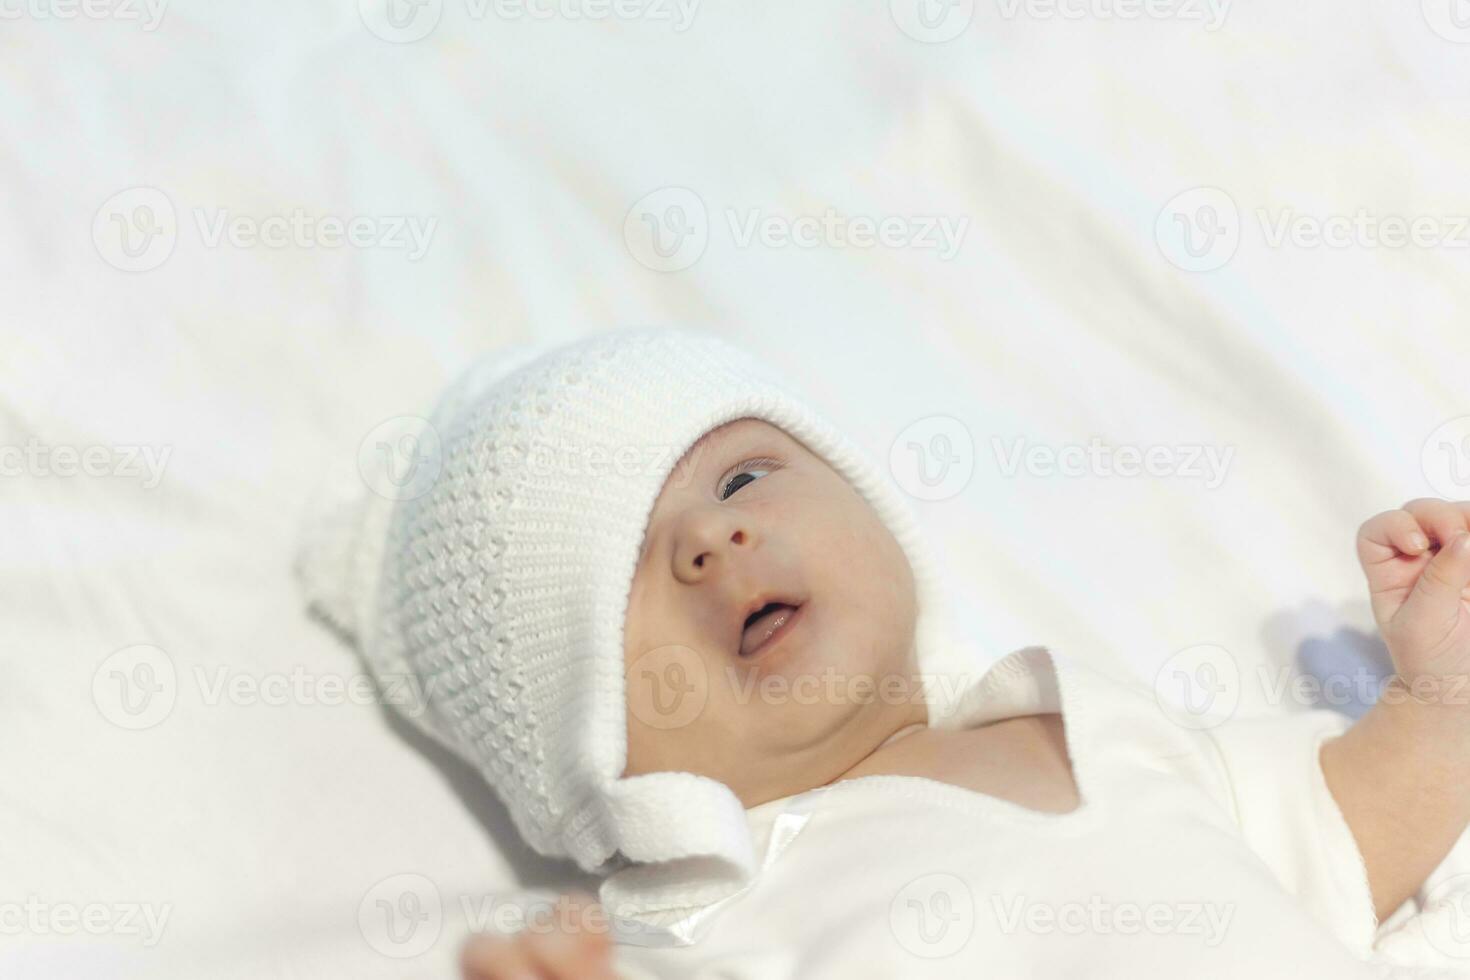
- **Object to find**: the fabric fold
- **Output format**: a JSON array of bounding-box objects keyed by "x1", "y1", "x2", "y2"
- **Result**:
[{"x1": 1203, "y1": 708, "x2": 1380, "y2": 957}]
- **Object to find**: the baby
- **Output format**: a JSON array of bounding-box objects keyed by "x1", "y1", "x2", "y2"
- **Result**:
[{"x1": 299, "y1": 328, "x2": 1470, "y2": 979}]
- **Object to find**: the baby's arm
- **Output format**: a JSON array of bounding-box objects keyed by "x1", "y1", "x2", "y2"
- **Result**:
[{"x1": 1320, "y1": 498, "x2": 1470, "y2": 922}]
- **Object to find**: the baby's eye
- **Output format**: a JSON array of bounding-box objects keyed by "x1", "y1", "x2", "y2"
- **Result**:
[{"x1": 719, "y1": 457, "x2": 783, "y2": 500}]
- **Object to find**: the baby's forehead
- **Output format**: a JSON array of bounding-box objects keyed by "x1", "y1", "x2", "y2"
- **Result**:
[{"x1": 690, "y1": 417, "x2": 786, "y2": 457}]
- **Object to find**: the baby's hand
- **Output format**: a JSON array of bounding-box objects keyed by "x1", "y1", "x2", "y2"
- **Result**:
[
  {"x1": 1357, "y1": 498, "x2": 1470, "y2": 702},
  {"x1": 460, "y1": 891, "x2": 619, "y2": 980}
]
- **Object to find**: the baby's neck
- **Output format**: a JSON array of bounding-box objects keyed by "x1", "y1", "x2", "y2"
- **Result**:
[{"x1": 876, "y1": 721, "x2": 927, "y2": 750}]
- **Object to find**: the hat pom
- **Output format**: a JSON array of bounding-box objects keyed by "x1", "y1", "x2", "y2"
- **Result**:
[
  {"x1": 293, "y1": 469, "x2": 396, "y2": 649},
  {"x1": 293, "y1": 336, "x2": 571, "y2": 650}
]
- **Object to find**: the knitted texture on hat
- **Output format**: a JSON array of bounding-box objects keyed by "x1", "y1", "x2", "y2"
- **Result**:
[{"x1": 295, "y1": 326, "x2": 964, "y2": 911}]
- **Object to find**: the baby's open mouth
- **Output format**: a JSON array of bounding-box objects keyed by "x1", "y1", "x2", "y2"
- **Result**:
[{"x1": 739, "y1": 601, "x2": 805, "y2": 658}]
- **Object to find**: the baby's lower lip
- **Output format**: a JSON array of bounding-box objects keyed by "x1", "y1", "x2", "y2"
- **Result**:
[{"x1": 741, "y1": 603, "x2": 806, "y2": 660}]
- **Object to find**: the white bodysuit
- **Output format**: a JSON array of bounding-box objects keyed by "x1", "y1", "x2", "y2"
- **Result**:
[{"x1": 601, "y1": 646, "x2": 1470, "y2": 979}]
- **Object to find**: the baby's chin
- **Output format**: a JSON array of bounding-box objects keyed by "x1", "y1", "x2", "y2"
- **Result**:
[
  {"x1": 745, "y1": 646, "x2": 915, "y2": 733},
  {"x1": 728, "y1": 695, "x2": 911, "y2": 793},
  {"x1": 769, "y1": 613, "x2": 914, "y2": 691}
]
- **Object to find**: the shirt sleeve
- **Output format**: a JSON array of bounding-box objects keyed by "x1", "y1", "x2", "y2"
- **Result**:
[{"x1": 1201, "y1": 708, "x2": 1381, "y2": 958}]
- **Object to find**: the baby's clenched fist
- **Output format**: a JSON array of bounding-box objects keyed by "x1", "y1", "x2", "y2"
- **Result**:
[
  {"x1": 1357, "y1": 497, "x2": 1470, "y2": 703},
  {"x1": 460, "y1": 892, "x2": 620, "y2": 980}
]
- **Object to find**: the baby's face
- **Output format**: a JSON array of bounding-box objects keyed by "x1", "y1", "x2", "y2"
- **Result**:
[{"x1": 621, "y1": 417, "x2": 925, "y2": 807}]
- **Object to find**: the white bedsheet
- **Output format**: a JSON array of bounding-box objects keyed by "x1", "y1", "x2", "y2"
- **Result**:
[{"x1": 4, "y1": 2, "x2": 1469, "y2": 976}]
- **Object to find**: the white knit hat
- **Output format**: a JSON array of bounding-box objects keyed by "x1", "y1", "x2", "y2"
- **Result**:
[{"x1": 295, "y1": 326, "x2": 966, "y2": 913}]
